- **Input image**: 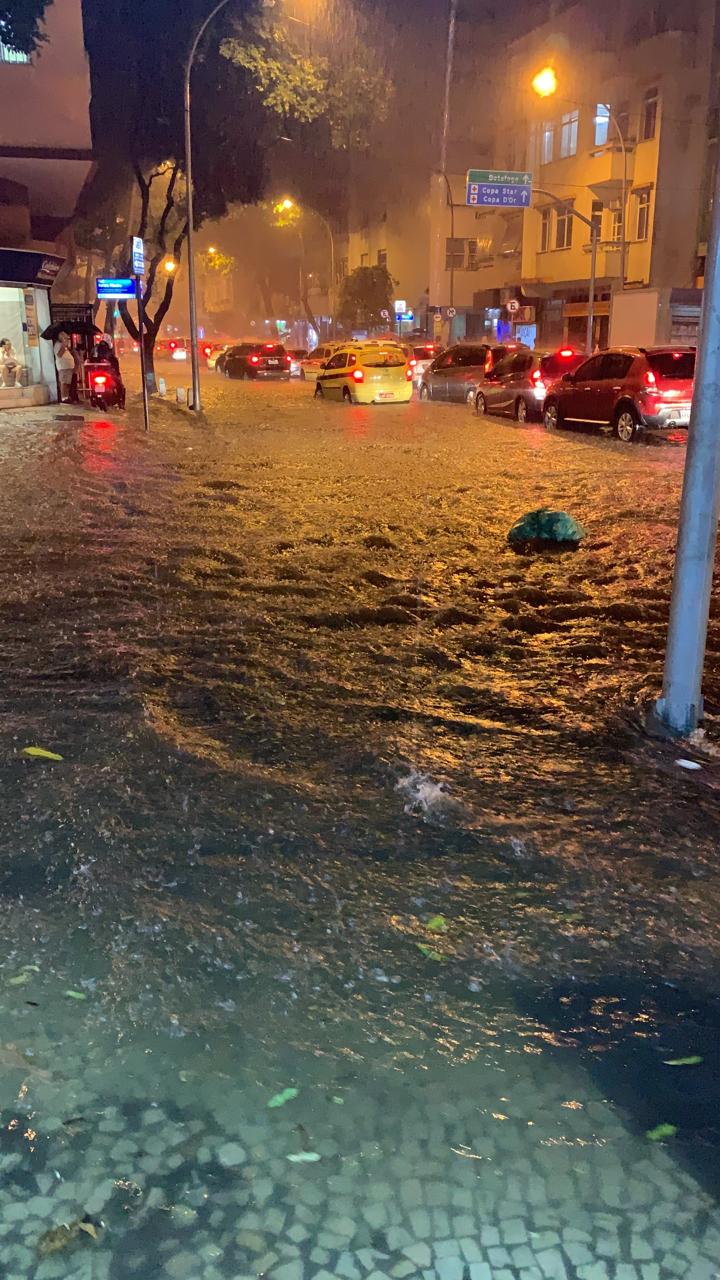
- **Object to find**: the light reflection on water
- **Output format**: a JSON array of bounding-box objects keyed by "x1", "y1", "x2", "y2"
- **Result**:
[{"x1": 0, "y1": 390, "x2": 718, "y2": 1276}]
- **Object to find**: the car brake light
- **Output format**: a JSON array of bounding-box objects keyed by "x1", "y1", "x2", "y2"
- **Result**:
[
  {"x1": 92, "y1": 374, "x2": 107, "y2": 387},
  {"x1": 531, "y1": 369, "x2": 547, "y2": 395},
  {"x1": 409, "y1": 358, "x2": 417, "y2": 366},
  {"x1": 264, "y1": 343, "x2": 274, "y2": 350},
  {"x1": 352, "y1": 369, "x2": 364, "y2": 382},
  {"x1": 169, "y1": 340, "x2": 177, "y2": 350},
  {"x1": 250, "y1": 355, "x2": 260, "y2": 364},
  {"x1": 558, "y1": 348, "x2": 574, "y2": 358},
  {"x1": 406, "y1": 367, "x2": 413, "y2": 380},
  {"x1": 643, "y1": 369, "x2": 657, "y2": 388},
  {"x1": 285, "y1": 354, "x2": 292, "y2": 363},
  {"x1": 203, "y1": 345, "x2": 212, "y2": 357}
]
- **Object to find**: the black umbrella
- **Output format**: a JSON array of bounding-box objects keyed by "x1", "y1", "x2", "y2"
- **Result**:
[{"x1": 41, "y1": 321, "x2": 102, "y2": 341}]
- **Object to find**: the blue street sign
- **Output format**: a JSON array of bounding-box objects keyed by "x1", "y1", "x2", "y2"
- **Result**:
[
  {"x1": 132, "y1": 236, "x2": 145, "y2": 276},
  {"x1": 399, "y1": 311, "x2": 414, "y2": 322},
  {"x1": 466, "y1": 181, "x2": 532, "y2": 208},
  {"x1": 96, "y1": 277, "x2": 136, "y2": 299}
]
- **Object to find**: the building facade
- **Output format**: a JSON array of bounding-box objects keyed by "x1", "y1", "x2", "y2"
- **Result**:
[
  {"x1": 0, "y1": 0, "x2": 92, "y2": 405},
  {"x1": 429, "y1": 0, "x2": 717, "y2": 349}
]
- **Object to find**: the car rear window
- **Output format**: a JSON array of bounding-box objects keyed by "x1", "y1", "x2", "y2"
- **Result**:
[
  {"x1": 233, "y1": 344, "x2": 255, "y2": 354},
  {"x1": 413, "y1": 346, "x2": 436, "y2": 358},
  {"x1": 363, "y1": 351, "x2": 407, "y2": 368},
  {"x1": 647, "y1": 351, "x2": 695, "y2": 380},
  {"x1": 259, "y1": 344, "x2": 286, "y2": 357},
  {"x1": 539, "y1": 352, "x2": 583, "y2": 379}
]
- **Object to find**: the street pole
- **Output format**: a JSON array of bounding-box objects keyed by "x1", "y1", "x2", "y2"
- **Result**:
[
  {"x1": 184, "y1": 0, "x2": 233, "y2": 413},
  {"x1": 439, "y1": 0, "x2": 457, "y2": 344},
  {"x1": 654, "y1": 154, "x2": 720, "y2": 735},
  {"x1": 313, "y1": 211, "x2": 335, "y2": 339},
  {"x1": 135, "y1": 276, "x2": 150, "y2": 432},
  {"x1": 605, "y1": 106, "x2": 628, "y2": 288},
  {"x1": 586, "y1": 222, "x2": 598, "y2": 353}
]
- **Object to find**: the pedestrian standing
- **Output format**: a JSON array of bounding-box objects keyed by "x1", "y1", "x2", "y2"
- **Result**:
[{"x1": 53, "y1": 331, "x2": 76, "y2": 403}]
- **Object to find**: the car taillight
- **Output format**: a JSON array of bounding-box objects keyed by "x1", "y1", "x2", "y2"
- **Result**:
[
  {"x1": 531, "y1": 369, "x2": 546, "y2": 395},
  {"x1": 409, "y1": 358, "x2": 417, "y2": 366},
  {"x1": 169, "y1": 341, "x2": 177, "y2": 351},
  {"x1": 203, "y1": 345, "x2": 212, "y2": 357},
  {"x1": 406, "y1": 367, "x2": 413, "y2": 380},
  {"x1": 285, "y1": 354, "x2": 292, "y2": 363},
  {"x1": 250, "y1": 355, "x2": 260, "y2": 364},
  {"x1": 92, "y1": 374, "x2": 107, "y2": 387},
  {"x1": 644, "y1": 369, "x2": 657, "y2": 388},
  {"x1": 558, "y1": 347, "x2": 575, "y2": 358},
  {"x1": 264, "y1": 343, "x2": 274, "y2": 350},
  {"x1": 352, "y1": 369, "x2": 364, "y2": 382}
]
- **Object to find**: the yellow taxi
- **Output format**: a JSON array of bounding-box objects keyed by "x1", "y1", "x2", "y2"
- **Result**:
[{"x1": 313, "y1": 341, "x2": 413, "y2": 404}]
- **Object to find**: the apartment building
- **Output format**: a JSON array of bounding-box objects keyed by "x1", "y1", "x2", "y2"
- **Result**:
[
  {"x1": 429, "y1": 0, "x2": 718, "y2": 348},
  {"x1": 0, "y1": 0, "x2": 92, "y2": 404}
]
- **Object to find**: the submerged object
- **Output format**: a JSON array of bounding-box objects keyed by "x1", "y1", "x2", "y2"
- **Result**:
[
  {"x1": 38, "y1": 1218, "x2": 99, "y2": 1256},
  {"x1": 508, "y1": 508, "x2": 585, "y2": 553}
]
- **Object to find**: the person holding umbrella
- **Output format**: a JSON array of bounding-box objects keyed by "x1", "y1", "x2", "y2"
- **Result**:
[{"x1": 53, "y1": 331, "x2": 80, "y2": 403}]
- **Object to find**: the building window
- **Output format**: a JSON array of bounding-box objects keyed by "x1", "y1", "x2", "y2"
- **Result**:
[
  {"x1": 540, "y1": 207, "x2": 551, "y2": 252},
  {"x1": 555, "y1": 202, "x2": 574, "y2": 249},
  {"x1": 541, "y1": 120, "x2": 554, "y2": 164},
  {"x1": 376, "y1": 249, "x2": 387, "y2": 269},
  {"x1": 636, "y1": 188, "x2": 651, "y2": 240},
  {"x1": 466, "y1": 239, "x2": 480, "y2": 270},
  {"x1": 337, "y1": 256, "x2": 348, "y2": 281},
  {"x1": 560, "y1": 110, "x2": 579, "y2": 158},
  {"x1": 616, "y1": 103, "x2": 630, "y2": 140},
  {"x1": 360, "y1": 252, "x2": 369, "y2": 267},
  {"x1": 594, "y1": 104, "x2": 610, "y2": 147},
  {"x1": 445, "y1": 237, "x2": 465, "y2": 269},
  {"x1": 642, "y1": 87, "x2": 658, "y2": 140},
  {"x1": 609, "y1": 203, "x2": 623, "y2": 241},
  {"x1": 0, "y1": 41, "x2": 29, "y2": 62}
]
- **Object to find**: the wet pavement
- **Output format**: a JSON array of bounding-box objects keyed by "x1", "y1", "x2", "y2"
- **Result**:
[{"x1": 0, "y1": 378, "x2": 719, "y2": 1280}]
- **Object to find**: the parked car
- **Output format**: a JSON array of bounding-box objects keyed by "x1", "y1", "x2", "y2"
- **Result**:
[
  {"x1": 287, "y1": 348, "x2": 308, "y2": 377},
  {"x1": 419, "y1": 341, "x2": 527, "y2": 404},
  {"x1": 205, "y1": 343, "x2": 228, "y2": 370},
  {"x1": 475, "y1": 347, "x2": 585, "y2": 421},
  {"x1": 300, "y1": 343, "x2": 344, "y2": 382},
  {"x1": 314, "y1": 341, "x2": 413, "y2": 404},
  {"x1": 409, "y1": 342, "x2": 443, "y2": 388},
  {"x1": 221, "y1": 342, "x2": 292, "y2": 380},
  {"x1": 542, "y1": 346, "x2": 696, "y2": 441}
]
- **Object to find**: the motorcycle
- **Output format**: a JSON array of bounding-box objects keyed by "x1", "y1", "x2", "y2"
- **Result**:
[{"x1": 86, "y1": 361, "x2": 125, "y2": 410}]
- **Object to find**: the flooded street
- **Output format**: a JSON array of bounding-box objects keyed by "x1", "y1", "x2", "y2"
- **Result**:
[{"x1": 0, "y1": 377, "x2": 719, "y2": 1280}]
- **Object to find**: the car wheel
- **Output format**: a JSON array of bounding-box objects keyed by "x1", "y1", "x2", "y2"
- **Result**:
[
  {"x1": 224, "y1": 364, "x2": 232, "y2": 378},
  {"x1": 419, "y1": 384, "x2": 431, "y2": 401},
  {"x1": 544, "y1": 401, "x2": 561, "y2": 430},
  {"x1": 314, "y1": 382, "x2": 324, "y2": 398},
  {"x1": 475, "y1": 392, "x2": 487, "y2": 415},
  {"x1": 342, "y1": 386, "x2": 352, "y2": 403},
  {"x1": 614, "y1": 405, "x2": 639, "y2": 442},
  {"x1": 515, "y1": 397, "x2": 529, "y2": 423}
]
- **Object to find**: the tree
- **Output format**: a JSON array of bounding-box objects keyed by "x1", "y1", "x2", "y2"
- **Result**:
[
  {"x1": 0, "y1": 0, "x2": 52, "y2": 54},
  {"x1": 338, "y1": 266, "x2": 396, "y2": 333},
  {"x1": 79, "y1": 0, "x2": 266, "y2": 386}
]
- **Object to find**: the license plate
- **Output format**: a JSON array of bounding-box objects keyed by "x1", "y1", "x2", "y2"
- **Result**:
[
  {"x1": 267, "y1": 359, "x2": 280, "y2": 366},
  {"x1": 377, "y1": 391, "x2": 394, "y2": 400},
  {"x1": 671, "y1": 407, "x2": 690, "y2": 424}
]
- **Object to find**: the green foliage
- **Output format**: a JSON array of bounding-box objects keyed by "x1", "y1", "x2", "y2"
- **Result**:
[
  {"x1": 0, "y1": 0, "x2": 52, "y2": 54},
  {"x1": 221, "y1": 20, "x2": 390, "y2": 150},
  {"x1": 338, "y1": 266, "x2": 395, "y2": 331},
  {"x1": 199, "y1": 250, "x2": 236, "y2": 276}
]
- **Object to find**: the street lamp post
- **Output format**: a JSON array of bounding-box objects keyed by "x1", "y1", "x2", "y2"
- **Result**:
[
  {"x1": 276, "y1": 198, "x2": 336, "y2": 339},
  {"x1": 533, "y1": 187, "x2": 598, "y2": 352},
  {"x1": 184, "y1": 0, "x2": 233, "y2": 413}
]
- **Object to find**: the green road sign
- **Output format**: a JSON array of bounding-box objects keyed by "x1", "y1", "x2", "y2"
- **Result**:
[{"x1": 467, "y1": 169, "x2": 532, "y2": 186}]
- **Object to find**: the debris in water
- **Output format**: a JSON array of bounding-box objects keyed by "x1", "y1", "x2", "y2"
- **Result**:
[
  {"x1": 64, "y1": 990, "x2": 88, "y2": 1001},
  {"x1": 287, "y1": 1151, "x2": 321, "y2": 1163},
  {"x1": 37, "y1": 1217, "x2": 100, "y2": 1255},
  {"x1": 426, "y1": 914, "x2": 448, "y2": 933},
  {"x1": 416, "y1": 943, "x2": 444, "y2": 962},
  {"x1": 507, "y1": 508, "x2": 585, "y2": 553},
  {"x1": 21, "y1": 746, "x2": 64, "y2": 761},
  {"x1": 675, "y1": 759, "x2": 702, "y2": 770},
  {"x1": 267, "y1": 1087, "x2": 299, "y2": 1108},
  {"x1": 663, "y1": 1056, "x2": 703, "y2": 1066},
  {"x1": 646, "y1": 1123, "x2": 677, "y2": 1142},
  {"x1": 395, "y1": 771, "x2": 454, "y2": 820}
]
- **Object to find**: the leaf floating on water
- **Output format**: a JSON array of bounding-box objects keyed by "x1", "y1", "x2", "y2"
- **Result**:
[
  {"x1": 663, "y1": 1056, "x2": 703, "y2": 1066},
  {"x1": 267, "y1": 1087, "x2": 299, "y2": 1109},
  {"x1": 287, "y1": 1151, "x2": 321, "y2": 1163},
  {"x1": 21, "y1": 746, "x2": 64, "y2": 761},
  {"x1": 646, "y1": 1123, "x2": 677, "y2": 1142},
  {"x1": 416, "y1": 943, "x2": 444, "y2": 961},
  {"x1": 331, "y1": 1095, "x2": 345, "y2": 1105},
  {"x1": 426, "y1": 914, "x2": 448, "y2": 933},
  {"x1": 8, "y1": 974, "x2": 30, "y2": 986},
  {"x1": 78, "y1": 1222, "x2": 98, "y2": 1240},
  {"x1": 64, "y1": 990, "x2": 87, "y2": 1001}
]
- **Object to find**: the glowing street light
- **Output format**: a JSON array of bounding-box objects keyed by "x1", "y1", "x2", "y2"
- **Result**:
[
  {"x1": 273, "y1": 196, "x2": 336, "y2": 337},
  {"x1": 163, "y1": 258, "x2": 177, "y2": 273},
  {"x1": 531, "y1": 65, "x2": 557, "y2": 98}
]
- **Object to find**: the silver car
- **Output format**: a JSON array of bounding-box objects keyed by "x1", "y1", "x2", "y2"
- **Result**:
[
  {"x1": 475, "y1": 348, "x2": 585, "y2": 422},
  {"x1": 419, "y1": 341, "x2": 527, "y2": 405}
]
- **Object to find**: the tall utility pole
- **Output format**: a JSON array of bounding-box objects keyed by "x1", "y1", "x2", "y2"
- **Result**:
[
  {"x1": 439, "y1": 0, "x2": 458, "y2": 177},
  {"x1": 184, "y1": 0, "x2": 233, "y2": 413},
  {"x1": 654, "y1": 152, "x2": 720, "y2": 734}
]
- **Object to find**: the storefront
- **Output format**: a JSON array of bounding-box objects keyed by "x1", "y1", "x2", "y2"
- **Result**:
[{"x1": 0, "y1": 248, "x2": 64, "y2": 407}]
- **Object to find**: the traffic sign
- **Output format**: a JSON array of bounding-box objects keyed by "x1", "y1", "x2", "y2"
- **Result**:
[
  {"x1": 398, "y1": 310, "x2": 414, "y2": 323},
  {"x1": 96, "y1": 277, "x2": 136, "y2": 299},
  {"x1": 132, "y1": 235, "x2": 145, "y2": 276},
  {"x1": 506, "y1": 299, "x2": 521, "y2": 315},
  {"x1": 466, "y1": 169, "x2": 532, "y2": 208},
  {"x1": 447, "y1": 307, "x2": 456, "y2": 318},
  {"x1": 380, "y1": 308, "x2": 390, "y2": 320},
  {"x1": 393, "y1": 299, "x2": 407, "y2": 315}
]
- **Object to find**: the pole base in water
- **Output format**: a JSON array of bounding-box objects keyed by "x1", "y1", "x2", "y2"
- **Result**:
[{"x1": 648, "y1": 696, "x2": 704, "y2": 740}]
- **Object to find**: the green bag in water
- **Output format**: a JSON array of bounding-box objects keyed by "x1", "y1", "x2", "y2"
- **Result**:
[{"x1": 508, "y1": 508, "x2": 585, "y2": 551}]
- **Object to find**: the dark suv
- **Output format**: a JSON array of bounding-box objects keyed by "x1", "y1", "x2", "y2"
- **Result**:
[
  {"x1": 419, "y1": 341, "x2": 527, "y2": 404},
  {"x1": 543, "y1": 347, "x2": 695, "y2": 441},
  {"x1": 475, "y1": 347, "x2": 585, "y2": 421},
  {"x1": 222, "y1": 342, "x2": 291, "y2": 380}
]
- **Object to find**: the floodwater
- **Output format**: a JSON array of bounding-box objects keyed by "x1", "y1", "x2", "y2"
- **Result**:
[{"x1": 0, "y1": 379, "x2": 719, "y2": 1280}]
